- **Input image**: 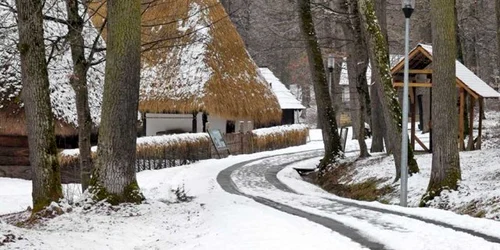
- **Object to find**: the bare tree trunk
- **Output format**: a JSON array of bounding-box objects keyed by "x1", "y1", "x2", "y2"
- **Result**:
[
  {"x1": 497, "y1": 0, "x2": 500, "y2": 85},
  {"x1": 15, "y1": 0, "x2": 62, "y2": 213},
  {"x1": 369, "y1": 0, "x2": 387, "y2": 153},
  {"x1": 343, "y1": 0, "x2": 370, "y2": 158},
  {"x1": 298, "y1": 0, "x2": 342, "y2": 171},
  {"x1": 357, "y1": 0, "x2": 420, "y2": 180},
  {"x1": 66, "y1": 0, "x2": 93, "y2": 192},
  {"x1": 421, "y1": 0, "x2": 461, "y2": 205},
  {"x1": 454, "y1": 1, "x2": 464, "y2": 63},
  {"x1": 90, "y1": 0, "x2": 143, "y2": 204}
]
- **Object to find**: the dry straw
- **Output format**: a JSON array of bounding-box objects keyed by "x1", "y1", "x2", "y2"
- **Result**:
[
  {"x1": 0, "y1": 106, "x2": 78, "y2": 136},
  {"x1": 58, "y1": 133, "x2": 211, "y2": 171},
  {"x1": 89, "y1": 0, "x2": 281, "y2": 124},
  {"x1": 251, "y1": 126, "x2": 309, "y2": 152}
]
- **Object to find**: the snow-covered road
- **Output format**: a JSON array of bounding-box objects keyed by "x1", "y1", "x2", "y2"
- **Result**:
[{"x1": 218, "y1": 150, "x2": 500, "y2": 250}]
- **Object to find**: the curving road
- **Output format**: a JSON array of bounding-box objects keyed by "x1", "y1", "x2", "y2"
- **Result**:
[{"x1": 216, "y1": 150, "x2": 500, "y2": 250}]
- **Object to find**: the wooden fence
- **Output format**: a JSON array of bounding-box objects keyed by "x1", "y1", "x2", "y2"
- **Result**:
[{"x1": 0, "y1": 125, "x2": 309, "y2": 183}]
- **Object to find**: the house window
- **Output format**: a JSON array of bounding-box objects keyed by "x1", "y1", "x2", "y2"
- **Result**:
[{"x1": 226, "y1": 120, "x2": 235, "y2": 133}]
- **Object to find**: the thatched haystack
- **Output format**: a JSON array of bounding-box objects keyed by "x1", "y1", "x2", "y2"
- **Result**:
[
  {"x1": 0, "y1": 1, "x2": 105, "y2": 136},
  {"x1": 89, "y1": 0, "x2": 281, "y2": 124}
]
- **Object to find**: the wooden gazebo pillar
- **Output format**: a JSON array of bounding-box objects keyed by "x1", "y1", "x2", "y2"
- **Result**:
[
  {"x1": 467, "y1": 96, "x2": 475, "y2": 150},
  {"x1": 459, "y1": 88, "x2": 465, "y2": 150},
  {"x1": 410, "y1": 87, "x2": 416, "y2": 149},
  {"x1": 477, "y1": 99, "x2": 484, "y2": 149}
]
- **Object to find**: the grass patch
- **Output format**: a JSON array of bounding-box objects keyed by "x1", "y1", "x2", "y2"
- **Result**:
[{"x1": 315, "y1": 161, "x2": 393, "y2": 202}]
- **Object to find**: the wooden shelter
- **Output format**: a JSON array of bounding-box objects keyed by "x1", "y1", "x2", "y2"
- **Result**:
[
  {"x1": 89, "y1": 0, "x2": 281, "y2": 136},
  {"x1": 391, "y1": 44, "x2": 500, "y2": 152}
]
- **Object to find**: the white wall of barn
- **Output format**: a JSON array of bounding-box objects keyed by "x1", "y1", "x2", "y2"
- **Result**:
[
  {"x1": 145, "y1": 113, "x2": 193, "y2": 136},
  {"x1": 145, "y1": 113, "x2": 253, "y2": 136}
]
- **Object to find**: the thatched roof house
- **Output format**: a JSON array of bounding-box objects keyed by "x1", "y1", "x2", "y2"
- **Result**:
[
  {"x1": 89, "y1": 0, "x2": 281, "y2": 135},
  {"x1": 0, "y1": 1, "x2": 105, "y2": 137}
]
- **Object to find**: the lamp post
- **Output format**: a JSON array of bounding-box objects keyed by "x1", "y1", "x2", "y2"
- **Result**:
[
  {"x1": 401, "y1": 0, "x2": 414, "y2": 207},
  {"x1": 327, "y1": 54, "x2": 335, "y2": 95}
]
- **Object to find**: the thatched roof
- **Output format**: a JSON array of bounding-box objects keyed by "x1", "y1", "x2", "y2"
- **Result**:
[
  {"x1": 89, "y1": 0, "x2": 281, "y2": 124},
  {"x1": 0, "y1": 1, "x2": 105, "y2": 135}
]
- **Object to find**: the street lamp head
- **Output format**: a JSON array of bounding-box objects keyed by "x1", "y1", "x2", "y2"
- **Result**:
[
  {"x1": 402, "y1": 0, "x2": 415, "y2": 18},
  {"x1": 327, "y1": 54, "x2": 335, "y2": 70}
]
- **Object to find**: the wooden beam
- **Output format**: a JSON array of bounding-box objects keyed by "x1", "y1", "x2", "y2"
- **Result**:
[
  {"x1": 477, "y1": 98, "x2": 483, "y2": 149},
  {"x1": 456, "y1": 79, "x2": 479, "y2": 99},
  {"x1": 393, "y1": 82, "x2": 432, "y2": 88},
  {"x1": 391, "y1": 45, "x2": 433, "y2": 74},
  {"x1": 467, "y1": 96, "x2": 475, "y2": 150},
  {"x1": 0, "y1": 156, "x2": 30, "y2": 166},
  {"x1": 459, "y1": 88, "x2": 465, "y2": 150},
  {"x1": 393, "y1": 69, "x2": 433, "y2": 74},
  {"x1": 0, "y1": 136, "x2": 29, "y2": 148},
  {"x1": 409, "y1": 69, "x2": 432, "y2": 74},
  {"x1": 414, "y1": 136, "x2": 429, "y2": 152},
  {"x1": 411, "y1": 88, "x2": 416, "y2": 149},
  {"x1": 0, "y1": 147, "x2": 29, "y2": 157}
]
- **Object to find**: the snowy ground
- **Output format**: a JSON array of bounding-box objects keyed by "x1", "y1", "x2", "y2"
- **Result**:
[
  {"x1": 1, "y1": 112, "x2": 500, "y2": 249},
  {"x1": 312, "y1": 111, "x2": 500, "y2": 219}
]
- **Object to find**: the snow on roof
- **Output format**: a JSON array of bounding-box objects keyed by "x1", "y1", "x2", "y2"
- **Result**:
[
  {"x1": 258, "y1": 68, "x2": 305, "y2": 110},
  {"x1": 0, "y1": 1, "x2": 105, "y2": 126},
  {"x1": 337, "y1": 55, "x2": 402, "y2": 86},
  {"x1": 89, "y1": 0, "x2": 281, "y2": 123},
  {"x1": 419, "y1": 44, "x2": 500, "y2": 98}
]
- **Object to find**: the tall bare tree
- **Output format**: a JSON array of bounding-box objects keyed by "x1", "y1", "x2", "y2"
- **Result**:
[
  {"x1": 298, "y1": 0, "x2": 343, "y2": 171},
  {"x1": 15, "y1": 0, "x2": 63, "y2": 212},
  {"x1": 90, "y1": 0, "x2": 143, "y2": 204},
  {"x1": 496, "y1": 0, "x2": 500, "y2": 88},
  {"x1": 369, "y1": 0, "x2": 387, "y2": 153},
  {"x1": 66, "y1": 0, "x2": 93, "y2": 192},
  {"x1": 342, "y1": 0, "x2": 370, "y2": 158},
  {"x1": 421, "y1": 0, "x2": 461, "y2": 205},
  {"x1": 357, "y1": 0, "x2": 419, "y2": 180}
]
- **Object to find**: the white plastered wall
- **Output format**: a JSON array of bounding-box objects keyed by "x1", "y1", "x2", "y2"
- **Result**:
[{"x1": 145, "y1": 113, "x2": 193, "y2": 136}]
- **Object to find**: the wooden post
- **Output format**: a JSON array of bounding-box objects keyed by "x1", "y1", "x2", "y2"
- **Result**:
[
  {"x1": 411, "y1": 87, "x2": 416, "y2": 149},
  {"x1": 239, "y1": 121, "x2": 244, "y2": 154},
  {"x1": 429, "y1": 88, "x2": 433, "y2": 152},
  {"x1": 477, "y1": 98, "x2": 483, "y2": 149},
  {"x1": 467, "y1": 97, "x2": 475, "y2": 150},
  {"x1": 459, "y1": 88, "x2": 465, "y2": 150},
  {"x1": 192, "y1": 113, "x2": 197, "y2": 133},
  {"x1": 247, "y1": 121, "x2": 254, "y2": 153}
]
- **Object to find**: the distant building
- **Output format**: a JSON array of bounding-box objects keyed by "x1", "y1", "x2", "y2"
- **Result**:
[{"x1": 258, "y1": 68, "x2": 305, "y2": 125}]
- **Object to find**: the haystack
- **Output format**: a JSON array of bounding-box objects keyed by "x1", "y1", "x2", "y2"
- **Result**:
[
  {"x1": 89, "y1": 0, "x2": 281, "y2": 124},
  {"x1": 0, "y1": 1, "x2": 105, "y2": 136}
]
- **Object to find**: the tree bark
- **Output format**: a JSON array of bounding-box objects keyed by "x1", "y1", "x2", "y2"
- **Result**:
[
  {"x1": 357, "y1": 0, "x2": 420, "y2": 180},
  {"x1": 15, "y1": 0, "x2": 63, "y2": 213},
  {"x1": 343, "y1": 0, "x2": 370, "y2": 158},
  {"x1": 369, "y1": 0, "x2": 387, "y2": 153},
  {"x1": 421, "y1": 0, "x2": 461, "y2": 205},
  {"x1": 454, "y1": 0, "x2": 464, "y2": 64},
  {"x1": 90, "y1": 0, "x2": 143, "y2": 204},
  {"x1": 494, "y1": 0, "x2": 500, "y2": 90},
  {"x1": 298, "y1": 0, "x2": 343, "y2": 172},
  {"x1": 66, "y1": 0, "x2": 93, "y2": 192}
]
